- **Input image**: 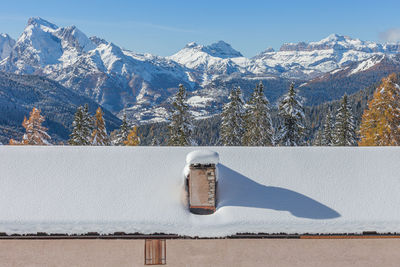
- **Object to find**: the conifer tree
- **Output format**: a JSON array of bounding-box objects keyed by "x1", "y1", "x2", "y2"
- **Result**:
[
  {"x1": 277, "y1": 83, "x2": 305, "y2": 146},
  {"x1": 167, "y1": 84, "x2": 194, "y2": 146},
  {"x1": 69, "y1": 105, "x2": 93, "y2": 145},
  {"x1": 90, "y1": 107, "x2": 110, "y2": 146},
  {"x1": 313, "y1": 128, "x2": 323, "y2": 146},
  {"x1": 334, "y1": 94, "x2": 358, "y2": 146},
  {"x1": 359, "y1": 73, "x2": 400, "y2": 146},
  {"x1": 149, "y1": 126, "x2": 160, "y2": 146},
  {"x1": 82, "y1": 104, "x2": 92, "y2": 128},
  {"x1": 114, "y1": 113, "x2": 130, "y2": 146},
  {"x1": 124, "y1": 126, "x2": 140, "y2": 146},
  {"x1": 9, "y1": 107, "x2": 51, "y2": 145},
  {"x1": 151, "y1": 137, "x2": 160, "y2": 146},
  {"x1": 322, "y1": 110, "x2": 334, "y2": 146},
  {"x1": 220, "y1": 87, "x2": 244, "y2": 146},
  {"x1": 242, "y1": 82, "x2": 274, "y2": 146}
]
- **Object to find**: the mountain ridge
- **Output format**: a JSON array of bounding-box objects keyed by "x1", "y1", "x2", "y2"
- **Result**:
[{"x1": 1, "y1": 17, "x2": 400, "y2": 124}]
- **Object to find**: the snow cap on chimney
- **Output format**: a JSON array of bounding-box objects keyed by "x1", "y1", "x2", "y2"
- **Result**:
[{"x1": 186, "y1": 150, "x2": 219, "y2": 165}]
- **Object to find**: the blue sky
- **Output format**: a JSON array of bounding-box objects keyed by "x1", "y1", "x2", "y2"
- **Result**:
[{"x1": 1, "y1": 0, "x2": 400, "y2": 57}]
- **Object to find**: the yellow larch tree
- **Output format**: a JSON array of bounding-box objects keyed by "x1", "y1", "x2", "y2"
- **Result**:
[
  {"x1": 124, "y1": 125, "x2": 140, "y2": 146},
  {"x1": 359, "y1": 73, "x2": 400, "y2": 146},
  {"x1": 90, "y1": 107, "x2": 110, "y2": 146},
  {"x1": 9, "y1": 107, "x2": 51, "y2": 145}
]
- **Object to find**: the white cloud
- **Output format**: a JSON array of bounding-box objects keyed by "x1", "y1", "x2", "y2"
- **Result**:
[{"x1": 379, "y1": 28, "x2": 400, "y2": 43}]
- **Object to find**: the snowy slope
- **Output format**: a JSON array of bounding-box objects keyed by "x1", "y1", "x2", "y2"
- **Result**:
[
  {"x1": 1, "y1": 146, "x2": 400, "y2": 237},
  {"x1": 348, "y1": 55, "x2": 385, "y2": 76}
]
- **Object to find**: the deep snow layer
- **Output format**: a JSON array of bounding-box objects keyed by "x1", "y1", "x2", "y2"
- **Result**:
[{"x1": 0, "y1": 146, "x2": 400, "y2": 237}]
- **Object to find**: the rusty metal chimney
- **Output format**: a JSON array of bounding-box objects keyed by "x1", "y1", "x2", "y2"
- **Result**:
[{"x1": 185, "y1": 150, "x2": 219, "y2": 215}]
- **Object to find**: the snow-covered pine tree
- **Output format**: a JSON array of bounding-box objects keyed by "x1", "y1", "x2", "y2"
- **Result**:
[
  {"x1": 167, "y1": 84, "x2": 194, "y2": 146},
  {"x1": 82, "y1": 103, "x2": 93, "y2": 129},
  {"x1": 359, "y1": 74, "x2": 400, "y2": 146},
  {"x1": 313, "y1": 128, "x2": 323, "y2": 146},
  {"x1": 322, "y1": 110, "x2": 334, "y2": 146},
  {"x1": 149, "y1": 126, "x2": 160, "y2": 146},
  {"x1": 242, "y1": 82, "x2": 274, "y2": 146},
  {"x1": 334, "y1": 94, "x2": 358, "y2": 146},
  {"x1": 69, "y1": 106, "x2": 84, "y2": 145},
  {"x1": 69, "y1": 105, "x2": 93, "y2": 145},
  {"x1": 90, "y1": 107, "x2": 111, "y2": 146},
  {"x1": 151, "y1": 137, "x2": 160, "y2": 146},
  {"x1": 124, "y1": 126, "x2": 140, "y2": 146},
  {"x1": 114, "y1": 113, "x2": 130, "y2": 146},
  {"x1": 277, "y1": 83, "x2": 306, "y2": 146},
  {"x1": 219, "y1": 87, "x2": 244, "y2": 146},
  {"x1": 9, "y1": 107, "x2": 51, "y2": 145}
]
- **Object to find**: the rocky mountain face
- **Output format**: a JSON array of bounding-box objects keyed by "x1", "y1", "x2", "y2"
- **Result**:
[{"x1": 1, "y1": 18, "x2": 400, "y2": 125}]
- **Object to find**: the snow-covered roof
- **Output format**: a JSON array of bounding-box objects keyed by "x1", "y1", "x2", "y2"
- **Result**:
[{"x1": 0, "y1": 146, "x2": 400, "y2": 237}]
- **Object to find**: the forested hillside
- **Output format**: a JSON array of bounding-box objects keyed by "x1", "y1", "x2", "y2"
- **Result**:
[
  {"x1": 138, "y1": 81, "x2": 379, "y2": 146},
  {"x1": 0, "y1": 72, "x2": 121, "y2": 144}
]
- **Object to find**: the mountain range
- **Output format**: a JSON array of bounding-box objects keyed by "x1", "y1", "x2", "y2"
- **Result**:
[{"x1": 1, "y1": 17, "x2": 400, "y2": 128}]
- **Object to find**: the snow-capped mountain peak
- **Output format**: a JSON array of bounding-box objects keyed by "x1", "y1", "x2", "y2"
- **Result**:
[
  {"x1": 1, "y1": 18, "x2": 195, "y2": 116},
  {"x1": 262, "y1": 47, "x2": 275, "y2": 53},
  {"x1": 168, "y1": 40, "x2": 247, "y2": 86},
  {"x1": 9, "y1": 18, "x2": 64, "y2": 70},
  {"x1": 278, "y1": 33, "x2": 391, "y2": 53},
  {"x1": 0, "y1": 33, "x2": 12, "y2": 39},
  {"x1": 4, "y1": 18, "x2": 99, "y2": 72},
  {"x1": 27, "y1": 17, "x2": 58, "y2": 31},
  {"x1": 202, "y1": 40, "x2": 243, "y2": 58},
  {"x1": 319, "y1": 33, "x2": 347, "y2": 42},
  {"x1": 175, "y1": 40, "x2": 243, "y2": 59},
  {"x1": 185, "y1": 42, "x2": 199, "y2": 49},
  {"x1": 0, "y1": 33, "x2": 15, "y2": 60}
]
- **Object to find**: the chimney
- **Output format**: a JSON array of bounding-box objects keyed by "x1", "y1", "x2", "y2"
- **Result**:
[{"x1": 185, "y1": 150, "x2": 219, "y2": 215}]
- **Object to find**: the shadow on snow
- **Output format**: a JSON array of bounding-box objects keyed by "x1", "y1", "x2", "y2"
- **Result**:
[{"x1": 217, "y1": 164, "x2": 340, "y2": 219}]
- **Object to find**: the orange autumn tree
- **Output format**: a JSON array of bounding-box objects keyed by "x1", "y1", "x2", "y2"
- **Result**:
[
  {"x1": 90, "y1": 107, "x2": 110, "y2": 146},
  {"x1": 9, "y1": 107, "x2": 51, "y2": 145},
  {"x1": 359, "y1": 73, "x2": 400, "y2": 146},
  {"x1": 124, "y1": 125, "x2": 140, "y2": 146}
]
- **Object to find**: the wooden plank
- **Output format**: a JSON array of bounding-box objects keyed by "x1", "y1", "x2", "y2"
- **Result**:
[
  {"x1": 144, "y1": 239, "x2": 166, "y2": 265},
  {"x1": 145, "y1": 239, "x2": 152, "y2": 264},
  {"x1": 154, "y1": 239, "x2": 161, "y2": 264}
]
